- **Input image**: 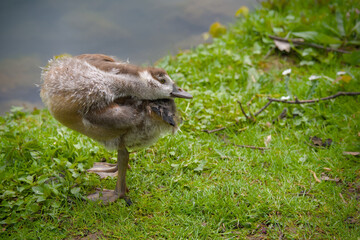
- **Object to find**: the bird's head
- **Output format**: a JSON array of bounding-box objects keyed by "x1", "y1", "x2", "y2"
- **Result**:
[{"x1": 138, "y1": 67, "x2": 192, "y2": 100}]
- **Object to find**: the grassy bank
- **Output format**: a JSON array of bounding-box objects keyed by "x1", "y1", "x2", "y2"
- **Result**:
[{"x1": 1, "y1": 0, "x2": 359, "y2": 239}]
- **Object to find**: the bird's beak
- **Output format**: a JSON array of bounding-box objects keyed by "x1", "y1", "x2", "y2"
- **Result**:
[{"x1": 170, "y1": 84, "x2": 193, "y2": 99}]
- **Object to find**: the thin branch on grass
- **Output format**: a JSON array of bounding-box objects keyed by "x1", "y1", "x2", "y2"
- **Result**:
[
  {"x1": 233, "y1": 144, "x2": 270, "y2": 150},
  {"x1": 268, "y1": 35, "x2": 351, "y2": 54},
  {"x1": 221, "y1": 134, "x2": 270, "y2": 151},
  {"x1": 237, "y1": 100, "x2": 253, "y2": 121},
  {"x1": 254, "y1": 100, "x2": 272, "y2": 117},
  {"x1": 202, "y1": 127, "x2": 227, "y2": 134},
  {"x1": 272, "y1": 108, "x2": 287, "y2": 123},
  {"x1": 268, "y1": 92, "x2": 360, "y2": 104},
  {"x1": 251, "y1": 92, "x2": 360, "y2": 118},
  {"x1": 205, "y1": 92, "x2": 359, "y2": 143}
]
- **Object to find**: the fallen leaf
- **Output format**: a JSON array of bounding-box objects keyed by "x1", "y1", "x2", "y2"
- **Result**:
[
  {"x1": 310, "y1": 136, "x2": 333, "y2": 148},
  {"x1": 310, "y1": 136, "x2": 323, "y2": 146},
  {"x1": 274, "y1": 40, "x2": 291, "y2": 52},
  {"x1": 343, "y1": 152, "x2": 360, "y2": 156},
  {"x1": 264, "y1": 135, "x2": 272, "y2": 147},
  {"x1": 323, "y1": 167, "x2": 332, "y2": 171},
  {"x1": 339, "y1": 193, "x2": 347, "y2": 204},
  {"x1": 309, "y1": 170, "x2": 321, "y2": 183},
  {"x1": 345, "y1": 216, "x2": 358, "y2": 224},
  {"x1": 320, "y1": 173, "x2": 340, "y2": 182},
  {"x1": 323, "y1": 138, "x2": 333, "y2": 147},
  {"x1": 337, "y1": 75, "x2": 352, "y2": 83},
  {"x1": 87, "y1": 162, "x2": 118, "y2": 179}
]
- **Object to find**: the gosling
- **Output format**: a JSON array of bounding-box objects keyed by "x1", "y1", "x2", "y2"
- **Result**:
[{"x1": 40, "y1": 54, "x2": 192, "y2": 205}]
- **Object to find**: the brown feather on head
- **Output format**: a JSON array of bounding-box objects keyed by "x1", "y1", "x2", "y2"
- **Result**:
[{"x1": 147, "y1": 67, "x2": 168, "y2": 83}]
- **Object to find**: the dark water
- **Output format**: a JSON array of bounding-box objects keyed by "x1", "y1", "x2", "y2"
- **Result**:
[{"x1": 0, "y1": 0, "x2": 257, "y2": 115}]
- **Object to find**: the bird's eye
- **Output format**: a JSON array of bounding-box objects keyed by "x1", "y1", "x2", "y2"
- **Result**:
[{"x1": 159, "y1": 78, "x2": 166, "y2": 84}]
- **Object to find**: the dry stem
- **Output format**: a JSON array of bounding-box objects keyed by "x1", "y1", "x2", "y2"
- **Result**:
[{"x1": 268, "y1": 35, "x2": 351, "y2": 54}]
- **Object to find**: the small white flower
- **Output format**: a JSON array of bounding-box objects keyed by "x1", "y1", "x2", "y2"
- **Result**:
[
  {"x1": 309, "y1": 75, "x2": 321, "y2": 81},
  {"x1": 282, "y1": 68, "x2": 291, "y2": 76},
  {"x1": 280, "y1": 96, "x2": 291, "y2": 100},
  {"x1": 337, "y1": 71, "x2": 346, "y2": 76}
]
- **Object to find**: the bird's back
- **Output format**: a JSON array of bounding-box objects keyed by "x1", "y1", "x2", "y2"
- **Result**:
[{"x1": 40, "y1": 54, "x2": 180, "y2": 150}]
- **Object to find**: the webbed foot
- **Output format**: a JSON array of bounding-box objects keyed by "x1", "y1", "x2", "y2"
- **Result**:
[
  {"x1": 87, "y1": 162, "x2": 118, "y2": 178},
  {"x1": 87, "y1": 189, "x2": 132, "y2": 206},
  {"x1": 87, "y1": 162, "x2": 131, "y2": 179}
]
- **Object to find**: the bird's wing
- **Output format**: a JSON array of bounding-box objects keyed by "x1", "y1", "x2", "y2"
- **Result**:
[
  {"x1": 75, "y1": 54, "x2": 141, "y2": 76},
  {"x1": 83, "y1": 101, "x2": 143, "y2": 130}
]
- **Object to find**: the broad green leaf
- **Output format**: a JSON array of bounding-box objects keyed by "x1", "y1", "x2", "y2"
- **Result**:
[
  {"x1": 194, "y1": 160, "x2": 206, "y2": 172},
  {"x1": 2, "y1": 190, "x2": 16, "y2": 198},
  {"x1": 300, "y1": 60, "x2": 315, "y2": 66},
  {"x1": 18, "y1": 175, "x2": 34, "y2": 184},
  {"x1": 323, "y1": 23, "x2": 342, "y2": 38},
  {"x1": 336, "y1": 11, "x2": 345, "y2": 37},
  {"x1": 36, "y1": 195, "x2": 47, "y2": 202},
  {"x1": 306, "y1": 79, "x2": 319, "y2": 99},
  {"x1": 348, "y1": 40, "x2": 360, "y2": 46},
  {"x1": 292, "y1": 31, "x2": 341, "y2": 45},
  {"x1": 343, "y1": 51, "x2": 360, "y2": 65},
  {"x1": 292, "y1": 31, "x2": 319, "y2": 41},
  {"x1": 351, "y1": 21, "x2": 360, "y2": 35},
  {"x1": 32, "y1": 185, "x2": 44, "y2": 195},
  {"x1": 70, "y1": 187, "x2": 81, "y2": 197}
]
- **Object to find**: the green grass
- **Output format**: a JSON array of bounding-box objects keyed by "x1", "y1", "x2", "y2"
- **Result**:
[{"x1": 1, "y1": 0, "x2": 360, "y2": 239}]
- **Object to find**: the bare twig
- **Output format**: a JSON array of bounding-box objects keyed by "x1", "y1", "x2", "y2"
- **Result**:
[
  {"x1": 254, "y1": 100, "x2": 273, "y2": 116},
  {"x1": 237, "y1": 100, "x2": 251, "y2": 120},
  {"x1": 203, "y1": 127, "x2": 226, "y2": 134},
  {"x1": 268, "y1": 92, "x2": 360, "y2": 104},
  {"x1": 221, "y1": 134, "x2": 269, "y2": 151},
  {"x1": 233, "y1": 144, "x2": 270, "y2": 150},
  {"x1": 253, "y1": 92, "x2": 360, "y2": 118},
  {"x1": 272, "y1": 108, "x2": 287, "y2": 123},
  {"x1": 206, "y1": 92, "x2": 359, "y2": 134},
  {"x1": 268, "y1": 35, "x2": 351, "y2": 54}
]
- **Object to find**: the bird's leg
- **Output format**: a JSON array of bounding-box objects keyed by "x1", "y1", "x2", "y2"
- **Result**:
[
  {"x1": 115, "y1": 147, "x2": 132, "y2": 205},
  {"x1": 87, "y1": 147, "x2": 132, "y2": 205}
]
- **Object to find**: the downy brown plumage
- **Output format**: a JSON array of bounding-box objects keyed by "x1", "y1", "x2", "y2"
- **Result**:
[{"x1": 40, "y1": 54, "x2": 192, "y2": 204}]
